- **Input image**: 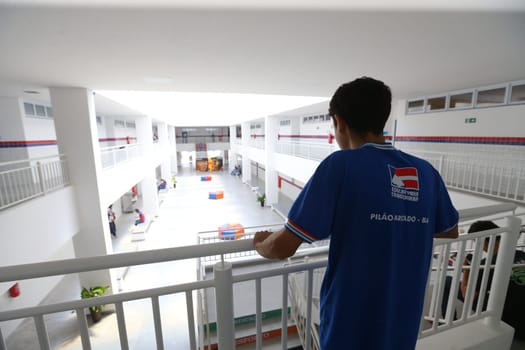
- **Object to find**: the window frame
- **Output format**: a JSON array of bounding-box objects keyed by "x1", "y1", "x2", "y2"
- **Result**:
[
  {"x1": 425, "y1": 94, "x2": 448, "y2": 113},
  {"x1": 447, "y1": 89, "x2": 474, "y2": 110},
  {"x1": 509, "y1": 80, "x2": 525, "y2": 105},
  {"x1": 406, "y1": 98, "x2": 426, "y2": 114},
  {"x1": 474, "y1": 83, "x2": 509, "y2": 108}
]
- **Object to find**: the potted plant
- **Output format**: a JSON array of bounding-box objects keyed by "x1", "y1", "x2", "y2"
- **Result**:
[
  {"x1": 81, "y1": 285, "x2": 110, "y2": 323},
  {"x1": 257, "y1": 193, "x2": 266, "y2": 207}
]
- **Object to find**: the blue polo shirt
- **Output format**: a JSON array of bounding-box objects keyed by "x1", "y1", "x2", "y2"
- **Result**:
[{"x1": 285, "y1": 143, "x2": 458, "y2": 350}]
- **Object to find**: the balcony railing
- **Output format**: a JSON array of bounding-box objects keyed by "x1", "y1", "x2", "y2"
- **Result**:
[
  {"x1": 407, "y1": 150, "x2": 525, "y2": 204},
  {"x1": 100, "y1": 143, "x2": 142, "y2": 169},
  {"x1": 276, "y1": 141, "x2": 336, "y2": 162},
  {"x1": 0, "y1": 204, "x2": 520, "y2": 349},
  {"x1": 0, "y1": 155, "x2": 70, "y2": 210}
]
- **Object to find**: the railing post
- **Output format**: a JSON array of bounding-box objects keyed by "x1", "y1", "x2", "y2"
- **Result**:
[
  {"x1": 214, "y1": 261, "x2": 235, "y2": 350},
  {"x1": 484, "y1": 216, "x2": 521, "y2": 329},
  {"x1": 438, "y1": 155, "x2": 444, "y2": 174},
  {"x1": 36, "y1": 161, "x2": 46, "y2": 195}
]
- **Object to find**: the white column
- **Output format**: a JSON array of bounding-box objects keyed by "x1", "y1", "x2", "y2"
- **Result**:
[
  {"x1": 49, "y1": 87, "x2": 113, "y2": 290},
  {"x1": 265, "y1": 115, "x2": 279, "y2": 205},
  {"x1": 158, "y1": 122, "x2": 171, "y2": 181},
  {"x1": 168, "y1": 125, "x2": 178, "y2": 174},
  {"x1": 241, "y1": 122, "x2": 251, "y2": 184},
  {"x1": 135, "y1": 115, "x2": 159, "y2": 218}
]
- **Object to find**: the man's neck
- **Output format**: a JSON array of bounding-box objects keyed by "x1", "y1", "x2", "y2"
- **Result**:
[{"x1": 349, "y1": 131, "x2": 385, "y2": 150}]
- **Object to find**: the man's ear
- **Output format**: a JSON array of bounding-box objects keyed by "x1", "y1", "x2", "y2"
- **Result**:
[{"x1": 334, "y1": 115, "x2": 346, "y2": 132}]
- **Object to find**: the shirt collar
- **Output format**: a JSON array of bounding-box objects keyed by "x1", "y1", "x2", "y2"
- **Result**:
[{"x1": 360, "y1": 142, "x2": 395, "y2": 150}]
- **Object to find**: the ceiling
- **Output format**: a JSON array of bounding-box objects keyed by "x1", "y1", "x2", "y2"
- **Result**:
[{"x1": 0, "y1": 1, "x2": 524, "y2": 125}]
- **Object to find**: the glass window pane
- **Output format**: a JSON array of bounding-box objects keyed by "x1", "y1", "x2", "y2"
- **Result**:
[
  {"x1": 510, "y1": 84, "x2": 525, "y2": 103},
  {"x1": 407, "y1": 100, "x2": 424, "y2": 113},
  {"x1": 449, "y1": 92, "x2": 472, "y2": 109},
  {"x1": 427, "y1": 96, "x2": 446, "y2": 111},
  {"x1": 24, "y1": 102, "x2": 35, "y2": 115},
  {"x1": 35, "y1": 104, "x2": 46, "y2": 116},
  {"x1": 476, "y1": 87, "x2": 506, "y2": 106},
  {"x1": 46, "y1": 107, "x2": 53, "y2": 117}
]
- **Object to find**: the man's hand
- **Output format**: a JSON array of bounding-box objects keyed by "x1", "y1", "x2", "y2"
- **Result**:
[
  {"x1": 253, "y1": 230, "x2": 273, "y2": 248},
  {"x1": 253, "y1": 227, "x2": 303, "y2": 260}
]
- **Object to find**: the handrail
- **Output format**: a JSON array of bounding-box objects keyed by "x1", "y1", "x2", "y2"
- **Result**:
[
  {"x1": 0, "y1": 156, "x2": 70, "y2": 211},
  {"x1": 197, "y1": 223, "x2": 284, "y2": 235},
  {"x1": 99, "y1": 143, "x2": 140, "y2": 153},
  {"x1": 0, "y1": 279, "x2": 215, "y2": 322},
  {"x1": 1, "y1": 204, "x2": 515, "y2": 283},
  {"x1": 0, "y1": 240, "x2": 253, "y2": 282},
  {"x1": 457, "y1": 203, "x2": 516, "y2": 222},
  {"x1": 0, "y1": 154, "x2": 65, "y2": 168}
]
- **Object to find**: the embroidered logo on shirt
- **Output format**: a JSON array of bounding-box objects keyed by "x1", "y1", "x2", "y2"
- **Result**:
[{"x1": 388, "y1": 165, "x2": 419, "y2": 201}]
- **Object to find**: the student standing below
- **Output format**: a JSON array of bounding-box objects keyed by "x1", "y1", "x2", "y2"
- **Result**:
[
  {"x1": 134, "y1": 208, "x2": 145, "y2": 225},
  {"x1": 253, "y1": 77, "x2": 459, "y2": 350},
  {"x1": 107, "y1": 205, "x2": 117, "y2": 237}
]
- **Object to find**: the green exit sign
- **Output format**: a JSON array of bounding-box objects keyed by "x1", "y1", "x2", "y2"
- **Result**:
[{"x1": 464, "y1": 118, "x2": 477, "y2": 124}]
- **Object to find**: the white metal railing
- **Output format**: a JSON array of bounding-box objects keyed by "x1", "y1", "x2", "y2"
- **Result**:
[
  {"x1": 100, "y1": 143, "x2": 142, "y2": 169},
  {"x1": 197, "y1": 223, "x2": 283, "y2": 266},
  {"x1": 420, "y1": 216, "x2": 521, "y2": 338},
  {"x1": 247, "y1": 138, "x2": 265, "y2": 150},
  {"x1": 0, "y1": 155, "x2": 69, "y2": 210},
  {"x1": 0, "y1": 204, "x2": 520, "y2": 350},
  {"x1": 407, "y1": 149, "x2": 525, "y2": 203},
  {"x1": 276, "y1": 140, "x2": 337, "y2": 161}
]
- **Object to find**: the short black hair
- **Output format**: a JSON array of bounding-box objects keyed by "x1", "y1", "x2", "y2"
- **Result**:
[
  {"x1": 328, "y1": 77, "x2": 391, "y2": 135},
  {"x1": 468, "y1": 220, "x2": 499, "y2": 233},
  {"x1": 468, "y1": 220, "x2": 500, "y2": 244}
]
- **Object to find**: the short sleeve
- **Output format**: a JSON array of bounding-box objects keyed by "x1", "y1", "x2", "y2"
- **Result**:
[
  {"x1": 434, "y1": 172, "x2": 459, "y2": 235},
  {"x1": 285, "y1": 155, "x2": 343, "y2": 243}
]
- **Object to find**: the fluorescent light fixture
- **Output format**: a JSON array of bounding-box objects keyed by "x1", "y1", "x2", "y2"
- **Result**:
[{"x1": 97, "y1": 90, "x2": 327, "y2": 126}]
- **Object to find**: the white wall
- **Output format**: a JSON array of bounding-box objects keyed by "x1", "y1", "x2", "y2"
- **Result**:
[
  {"x1": 0, "y1": 97, "x2": 28, "y2": 162},
  {"x1": 0, "y1": 187, "x2": 78, "y2": 338},
  {"x1": 396, "y1": 103, "x2": 525, "y2": 138},
  {"x1": 278, "y1": 174, "x2": 304, "y2": 201}
]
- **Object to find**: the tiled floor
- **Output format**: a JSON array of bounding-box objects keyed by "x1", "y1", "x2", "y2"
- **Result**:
[{"x1": 5, "y1": 165, "x2": 286, "y2": 349}]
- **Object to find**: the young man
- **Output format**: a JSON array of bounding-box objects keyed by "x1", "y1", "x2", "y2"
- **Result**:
[{"x1": 253, "y1": 77, "x2": 459, "y2": 349}]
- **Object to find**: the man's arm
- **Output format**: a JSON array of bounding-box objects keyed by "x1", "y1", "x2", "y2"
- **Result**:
[
  {"x1": 253, "y1": 227, "x2": 304, "y2": 260},
  {"x1": 434, "y1": 226, "x2": 459, "y2": 239}
]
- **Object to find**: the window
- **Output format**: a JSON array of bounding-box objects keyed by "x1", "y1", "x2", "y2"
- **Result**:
[
  {"x1": 96, "y1": 116, "x2": 103, "y2": 125},
  {"x1": 449, "y1": 92, "x2": 473, "y2": 109},
  {"x1": 35, "y1": 104, "x2": 46, "y2": 117},
  {"x1": 46, "y1": 107, "x2": 53, "y2": 117},
  {"x1": 476, "y1": 87, "x2": 506, "y2": 107},
  {"x1": 426, "y1": 96, "x2": 446, "y2": 111},
  {"x1": 24, "y1": 102, "x2": 35, "y2": 115},
  {"x1": 126, "y1": 121, "x2": 136, "y2": 129},
  {"x1": 407, "y1": 99, "x2": 424, "y2": 113},
  {"x1": 510, "y1": 83, "x2": 525, "y2": 104},
  {"x1": 114, "y1": 120, "x2": 125, "y2": 128}
]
